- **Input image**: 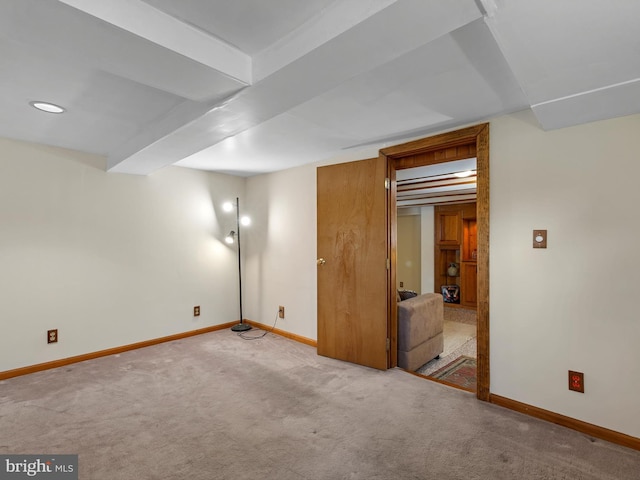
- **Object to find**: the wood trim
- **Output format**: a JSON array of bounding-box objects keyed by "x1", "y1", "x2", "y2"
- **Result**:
[
  {"x1": 244, "y1": 320, "x2": 317, "y2": 347},
  {"x1": 414, "y1": 198, "x2": 477, "y2": 207},
  {"x1": 0, "y1": 323, "x2": 237, "y2": 381},
  {"x1": 475, "y1": 124, "x2": 490, "y2": 401},
  {"x1": 381, "y1": 124, "x2": 486, "y2": 158},
  {"x1": 394, "y1": 150, "x2": 476, "y2": 170},
  {"x1": 1, "y1": 320, "x2": 319, "y2": 381},
  {"x1": 388, "y1": 161, "x2": 398, "y2": 368},
  {"x1": 399, "y1": 178, "x2": 476, "y2": 192},
  {"x1": 402, "y1": 368, "x2": 476, "y2": 394},
  {"x1": 491, "y1": 394, "x2": 640, "y2": 452}
]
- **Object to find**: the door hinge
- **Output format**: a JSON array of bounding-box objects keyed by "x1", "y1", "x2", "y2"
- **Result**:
[
  {"x1": 384, "y1": 178, "x2": 390, "y2": 190},
  {"x1": 386, "y1": 338, "x2": 391, "y2": 351},
  {"x1": 386, "y1": 258, "x2": 390, "y2": 270}
]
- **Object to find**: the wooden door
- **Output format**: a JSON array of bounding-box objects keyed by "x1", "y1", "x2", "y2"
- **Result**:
[
  {"x1": 317, "y1": 157, "x2": 389, "y2": 370},
  {"x1": 461, "y1": 262, "x2": 477, "y2": 307}
]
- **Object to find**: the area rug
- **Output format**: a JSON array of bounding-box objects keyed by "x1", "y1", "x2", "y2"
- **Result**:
[
  {"x1": 429, "y1": 355, "x2": 477, "y2": 391},
  {"x1": 441, "y1": 320, "x2": 476, "y2": 356}
]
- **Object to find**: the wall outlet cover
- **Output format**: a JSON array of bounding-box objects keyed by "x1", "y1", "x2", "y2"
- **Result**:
[
  {"x1": 47, "y1": 329, "x2": 58, "y2": 344},
  {"x1": 569, "y1": 370, "x2": 584, "y2": 393}
]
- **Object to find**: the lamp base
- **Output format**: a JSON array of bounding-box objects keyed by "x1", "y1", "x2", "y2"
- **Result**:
[{"x1": 231, "y1": 322, "x2": 252, "y2": 332}]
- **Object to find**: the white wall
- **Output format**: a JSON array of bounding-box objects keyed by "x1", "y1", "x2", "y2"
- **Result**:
[
  {"x1": 420, "y1": 206, "x2": 435, "y2": 294},
  {"x1": 397, "y1": 214, "x2": 421, "y2": 292},
  {"x1": 6, "y1": 109, "x2": 639, "y2": 438},
  {"x1": 245, "y1": 110, "x2": 640, "y2": 438},
  {"x1": 393, "y1": 206, "x2": 435, "y2": 295},
  {"x1": 0, "y1": 138, "x2": 245, "y2": 372},
  {"x1": 244, "y1": 164, "x2": 318, "y2": 340},
  {"x1": 490, "y1": 110, "x2": 640, "y2": 437}
]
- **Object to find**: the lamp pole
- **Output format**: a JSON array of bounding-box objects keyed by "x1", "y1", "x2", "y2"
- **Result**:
[{"x1": 231, "y1": 197, "x2": 251, "y2": 332}]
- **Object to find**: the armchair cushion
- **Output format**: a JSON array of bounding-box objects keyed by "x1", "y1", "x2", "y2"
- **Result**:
[{"x1": 397, "y1": 293, "x2": 444, "y2": 370}]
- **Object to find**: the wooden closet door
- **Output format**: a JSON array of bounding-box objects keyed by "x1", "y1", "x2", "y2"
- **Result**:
[{"x1": 461, "y1": 262, "x2": 477, "y2": 307}]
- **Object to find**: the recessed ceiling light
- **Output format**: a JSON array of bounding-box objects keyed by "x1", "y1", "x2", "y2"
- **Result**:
[
  {"x1": 454, "y1": 170, "x2": 474, "y2": 178},
  {"x1": 29, "y1": 101, "x2": 66, "y2": 114}
]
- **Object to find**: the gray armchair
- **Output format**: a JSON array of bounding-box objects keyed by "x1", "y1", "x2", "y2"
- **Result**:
[{"x1": 397, "y1": 293, "x2": 444, "y2": 370}]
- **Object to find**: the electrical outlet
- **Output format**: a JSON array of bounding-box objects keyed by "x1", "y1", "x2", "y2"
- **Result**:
[
  {"x1": 47, "y1": 329, "x2": 58, "y2": 344},
  {"x1": 194, "y1": 306, "x2": 200, "y2": 317},
  {"x1": 278, "y1": 306, "x2": 285, "y2": 319},
  {"x1": 568, "y1": 370, "x2": 584, "y2": 393}
]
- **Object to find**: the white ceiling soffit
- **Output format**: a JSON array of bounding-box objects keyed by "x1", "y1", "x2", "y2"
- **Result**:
[
  {"x1": 108, "y1": 0, "x2": 485, "y2": 174},
  {"x1": 396, "y1": 159, "x2": 477, "y2": 181},
  {"x1": 58, "y1": 0, "x2": 252, "y2": 84},
  {"x1": 3, "y1": 1, "x2": 639, "y2": 177},
  {"x1": 177, "y1": 18, "x2": 527, "y2": 175},
  {"x1": 0, "y1": 0, "x2": 247, "y2": 157},
  {"x1": 396, "y1": 158, "x2": 477, "y2": 209},
  {"x1": 484, "y1": 0, "x2": 640, "y2": 130}
]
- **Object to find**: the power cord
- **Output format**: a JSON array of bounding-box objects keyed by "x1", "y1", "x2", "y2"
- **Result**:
[{"x1": 237, "y1": 309, "x2": 279, "y2": 340}]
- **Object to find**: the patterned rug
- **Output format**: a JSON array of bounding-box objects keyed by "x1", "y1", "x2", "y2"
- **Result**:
[{"x1": 429, "y1": 356, "x2": 477, "y2": 391}]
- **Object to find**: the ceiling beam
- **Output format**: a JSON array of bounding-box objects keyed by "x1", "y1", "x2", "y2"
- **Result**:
[
  {"x1": 532, "y1": 78, "x2": 640, "y2": 130},
  {"x1": 253, "y1": 0, "x2": 398, "y2": 82},
  {"x1": 108, "y1": 0, "x2": 483, "y2": 175},
  {"x1": 58, "y1": 0, "x2": 251, "y2": 85},
  {"x1": 481, "y1": 0, "x2": 640, "y2": 130}
]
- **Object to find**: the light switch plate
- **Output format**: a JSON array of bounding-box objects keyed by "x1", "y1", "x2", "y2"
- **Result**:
[{"x1": 533, "y1": 229, "x2": 547, "y2": 248}]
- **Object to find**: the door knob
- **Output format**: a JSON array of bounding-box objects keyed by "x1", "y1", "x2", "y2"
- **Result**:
[{"x1": 316, "y1": 258, "x2": 326, "y2": 266}]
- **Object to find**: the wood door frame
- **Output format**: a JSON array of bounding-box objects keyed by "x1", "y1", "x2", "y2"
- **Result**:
[{"x1": 380, "y1": 123, "x2": 490, "y2": 401}]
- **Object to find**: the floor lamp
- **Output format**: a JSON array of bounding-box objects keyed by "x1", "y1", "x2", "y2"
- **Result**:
[{"x1": 224, "y1": 197, "x2": 252, "y2": 332}]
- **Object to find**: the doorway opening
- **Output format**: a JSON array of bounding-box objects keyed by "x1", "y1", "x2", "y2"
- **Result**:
[
  {"x1": 380, "y1": 123, "x2": 490, "y2": 401},
  {"x1": 396, "y1": 162, "x2": 478, "y2": 392}
]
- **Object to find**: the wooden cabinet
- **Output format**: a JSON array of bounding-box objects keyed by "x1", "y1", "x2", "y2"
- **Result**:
[
  {"x1": 434, "y1": 203, "x2": 477, "y2": 308},
  {"x1": 435, "y1": 210, "x2": 461, "y2": 245}
]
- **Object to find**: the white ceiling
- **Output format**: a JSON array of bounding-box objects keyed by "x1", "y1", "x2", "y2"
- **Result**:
[
  {"x1": 1, "y1": 0, "x2": 639, "y2": 177},
  {"x1": 397, "y1": 158, "x2": 477, "y2": 209}
]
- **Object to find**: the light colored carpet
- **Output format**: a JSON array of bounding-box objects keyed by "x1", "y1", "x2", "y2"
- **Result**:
[{"x1": 1, "y1": 330, "x2": 639, "y2": 479}]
